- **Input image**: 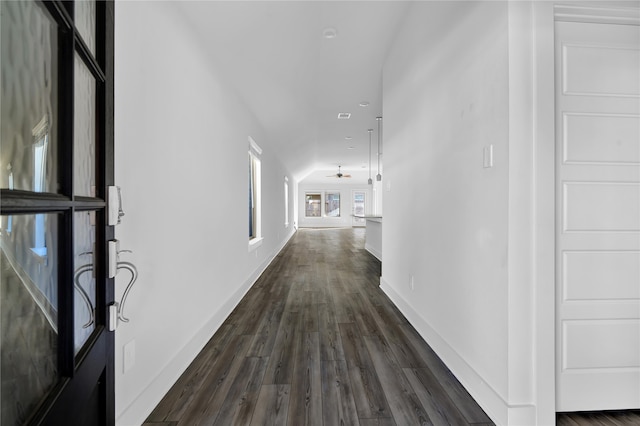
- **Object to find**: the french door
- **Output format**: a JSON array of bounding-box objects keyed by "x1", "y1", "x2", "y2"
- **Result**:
[
  {"x1": 351, "y1": 190, "x2": 367, "y2": 227},
  {"x1": 1, "y1": 1, "x2": 115, "y2": 424}
]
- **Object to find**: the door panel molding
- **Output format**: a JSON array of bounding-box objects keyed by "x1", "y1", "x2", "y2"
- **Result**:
[
  {"x1": 554, "y1": 18, "x2": 640, "y2": 412},
  {"x1": 555, "y1": 3, "x2": 640, "y2": 25}
]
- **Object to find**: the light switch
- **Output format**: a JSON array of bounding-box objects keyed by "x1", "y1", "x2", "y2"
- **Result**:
[{"x1": 483, "y1": 145, "x2": 494, "y2": 168}]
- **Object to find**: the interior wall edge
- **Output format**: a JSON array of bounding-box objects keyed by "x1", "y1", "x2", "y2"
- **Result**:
[
  {"x1": 115, "y1": 228, "x2": 297, "y2": 426},
  {"x1": 506, "y1": 0, "x2": 537, "y2": 408},
  {"x1": 380, "y1": 276, "x2": 515, "y2": 426}
]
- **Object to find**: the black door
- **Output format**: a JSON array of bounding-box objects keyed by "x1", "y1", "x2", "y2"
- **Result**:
[{"x1": 1, "y1": 1, "x2": 115, "y2": 424}]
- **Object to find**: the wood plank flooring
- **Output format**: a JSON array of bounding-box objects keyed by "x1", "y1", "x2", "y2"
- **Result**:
[
  {"x1": 556, "y1": 411, "x2": 640, "y2": 426},
  {"x1": 145, "y1": 228, "x2": 490, "y2": 425},
  {"x1": 144, "y1": 228, "x2": 640, "y2": 426}
]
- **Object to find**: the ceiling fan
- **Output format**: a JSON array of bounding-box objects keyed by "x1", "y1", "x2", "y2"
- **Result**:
[{"x1": 327, "y1": 165, "x2": 351, "y2": 178}]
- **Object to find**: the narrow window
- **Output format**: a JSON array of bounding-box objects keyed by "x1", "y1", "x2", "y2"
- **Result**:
[
  {"x1": 6, "y1": 164, "x2": 13, "y2": 234},
  {"x1": 33, "y1": 116, "x2": 49, "y2": 255},
  {"x1": 284, "y1": 177, "x2": 289, "y2": 227},
  {"x1": 249, "y1": 137, "x2": 262, "y2": 243}
]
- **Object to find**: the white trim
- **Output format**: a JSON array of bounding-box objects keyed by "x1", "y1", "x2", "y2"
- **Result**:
[
  {"x1": 534, "y1": 2, "x2": 561, "y2": 424},
  {"x1": 248, "y1": 236, "x2": 263, "y2": 252},
  {"x1": 554, "y1": 3, "x2": 640, "y2": 25},
  {"x1": 507, "y1": 0, "x2": 537, "y2": 414},
  {"x1": 248, "y1": 135, "x2": 262, "y2": 155},
  {"x1": 364, "y1": 243, "x2": 381, "y2": 261},
  {"x1": 380, "y1": 277, "x2": 537, "y2": 426}
]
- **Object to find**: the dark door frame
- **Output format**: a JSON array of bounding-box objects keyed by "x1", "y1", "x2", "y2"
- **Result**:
[{"x1": 1, "y1": 1, "x2": 115, "y2": 424}]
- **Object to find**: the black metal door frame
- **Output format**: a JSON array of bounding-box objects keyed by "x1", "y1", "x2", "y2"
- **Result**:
[{"x1": 1, "y1": 1, "x2": 115, "y2": 424}]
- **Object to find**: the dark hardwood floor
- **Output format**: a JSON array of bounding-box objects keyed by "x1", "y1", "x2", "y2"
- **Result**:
[
  {"x1": 143, "y1": 228, "x2": 640, "y2": 426},
  {"x1": 144, "y1": 228, "x2": 491, "y2": 425},
  {"x1": 556, "y1": 410, "x2": 640, "y2": 426}
]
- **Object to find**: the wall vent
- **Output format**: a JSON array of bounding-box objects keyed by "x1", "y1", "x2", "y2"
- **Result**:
[{"x1": 337, "y1": 112, "x2": 351, "y2": 119}]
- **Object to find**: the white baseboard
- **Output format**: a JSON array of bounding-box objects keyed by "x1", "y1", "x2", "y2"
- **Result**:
[
  {"x1": 364, "y1": 243, "x2": 382, "y2": 261},
  {"x1": 380, "y1": 277, "x2": 537, "y2": 426},
  {"x1": 116, "y1": 229, "x2": 296, "y2": 426}
]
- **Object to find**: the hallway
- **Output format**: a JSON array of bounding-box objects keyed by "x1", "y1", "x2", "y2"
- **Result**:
[{"x1": 143, "y1": 228, "x2": 494, "y2": 425}]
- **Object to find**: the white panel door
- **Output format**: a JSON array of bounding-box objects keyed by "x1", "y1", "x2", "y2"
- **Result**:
[{"x1": 555, "y1": 20, "x2": 640, "y2": 412}]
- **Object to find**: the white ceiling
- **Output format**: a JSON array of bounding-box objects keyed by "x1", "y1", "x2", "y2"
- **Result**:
[{"x1": 175, "y1": 1, "x2": 411, "y2": 183}]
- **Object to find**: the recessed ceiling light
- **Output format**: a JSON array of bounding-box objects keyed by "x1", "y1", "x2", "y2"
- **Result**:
[
  {"x1": 337, "y1": 112, "x2": 351, "y2": 119},
  {"x1": 359, "y1": 101, "x2": 370, "y2": 107},
  {"x1": 323, "y1": 27, "x2": 337, "y2": 39},
  {"x1": 345, "y1": 136, "x2": 353, "y2": 140},
  {"x1": 347, "y1": 146, "x2": 355, "y2": 150}
]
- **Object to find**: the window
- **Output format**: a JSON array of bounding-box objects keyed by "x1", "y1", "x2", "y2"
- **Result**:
[
  {"x1": 284, "y1": 177, "x2": 289, "y2": 227},
  {"x1": 305, "y1": 193, "x2": 321, "y2": 217},
  {"x1": 325, "y1": 192, "x2": 340, "y2": 217},
  {"x1": 33, "y1": 116, "x2": 49, "y2": 255},
  {"x1": 248, "y1": 137, "x2": 262, "y2": 245},
  {"x1": 6, "y1": 165, "x2": 13, "y2": 234},
  {"x1": 305, "y1": 191, "x2": 342, "y2": 218}
]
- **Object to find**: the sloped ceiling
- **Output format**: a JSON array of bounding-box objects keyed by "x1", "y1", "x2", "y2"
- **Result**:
[{"x1": 175, "y1": 1, "x2": 411, "y2": 183}]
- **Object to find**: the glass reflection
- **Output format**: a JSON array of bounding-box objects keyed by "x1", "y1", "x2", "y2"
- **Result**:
[
  {"x1": 75, "y1": 0, "x2": 96, "y2": 55},
  {"x1": 0, "y1": 1, "x2": 59, "y2": 193},
  {"x1": 74, "y1": 54, "x2": 96, "y2": 197},
  {"x1": 74, "y1": 211, "x2": 96, "y2": 354},
  {"x1": 1, "y1": 214, "x2": 59, "y2": 425}
]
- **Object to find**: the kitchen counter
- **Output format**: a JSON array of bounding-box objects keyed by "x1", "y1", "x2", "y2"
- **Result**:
[{"x1": 360, "y1": 216, "x2": 382, "y2": 261}]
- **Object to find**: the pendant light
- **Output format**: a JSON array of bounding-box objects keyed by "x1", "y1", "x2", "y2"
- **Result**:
[
  {"x1": 367, "y1": 129, "x2": 373, "y2": 185},
  {"x1": 376, "y1": 116, "x2": 382, "y2": 181}
]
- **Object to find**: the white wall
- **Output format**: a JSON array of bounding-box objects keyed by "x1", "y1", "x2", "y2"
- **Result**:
[
  {"x1": 114, "y1": 2, "x2": 295, "y2": 424},
  {"x1": 381, "y1": 1, "x2": 540, "y2": 424},
  {"x1": 297, "y1": 182, "x2": 372, "y2": 228}
]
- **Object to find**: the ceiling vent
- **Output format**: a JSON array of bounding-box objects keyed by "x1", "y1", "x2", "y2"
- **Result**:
[{"x1": 337, "y1": 112, "x2": 351, "y2": 119}]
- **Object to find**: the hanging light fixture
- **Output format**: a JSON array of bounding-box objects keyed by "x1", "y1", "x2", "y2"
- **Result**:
[
  {"x1": 376, "y1": 116, "x2": 382, "y2": 181},
  {"x1": 367, "y1": 129, "x2": 373, "y2": 185}
]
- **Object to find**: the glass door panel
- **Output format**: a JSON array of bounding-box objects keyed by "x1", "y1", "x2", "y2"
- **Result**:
[
  {"x1": 352, "y1": 190, "x2": 367, "y2": 226},
  {"x1": 1, "y1": 0, "x2": 114, "y2": 423},
  {"x1": 74, "y1": 211, "x2": 96, "y2": 355},
  {"x1": 74, "y1": 0, "x2": 96, "y2": 56},
  {"x1": 1, "y1": 213, "x2": 60, "y2": 425},
  {"x1": 73, "y1": 54, "x2": 97, "y2": 197},
  {"x1": 0, "y1": 1, "x2": 59, "y2": 194}
]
